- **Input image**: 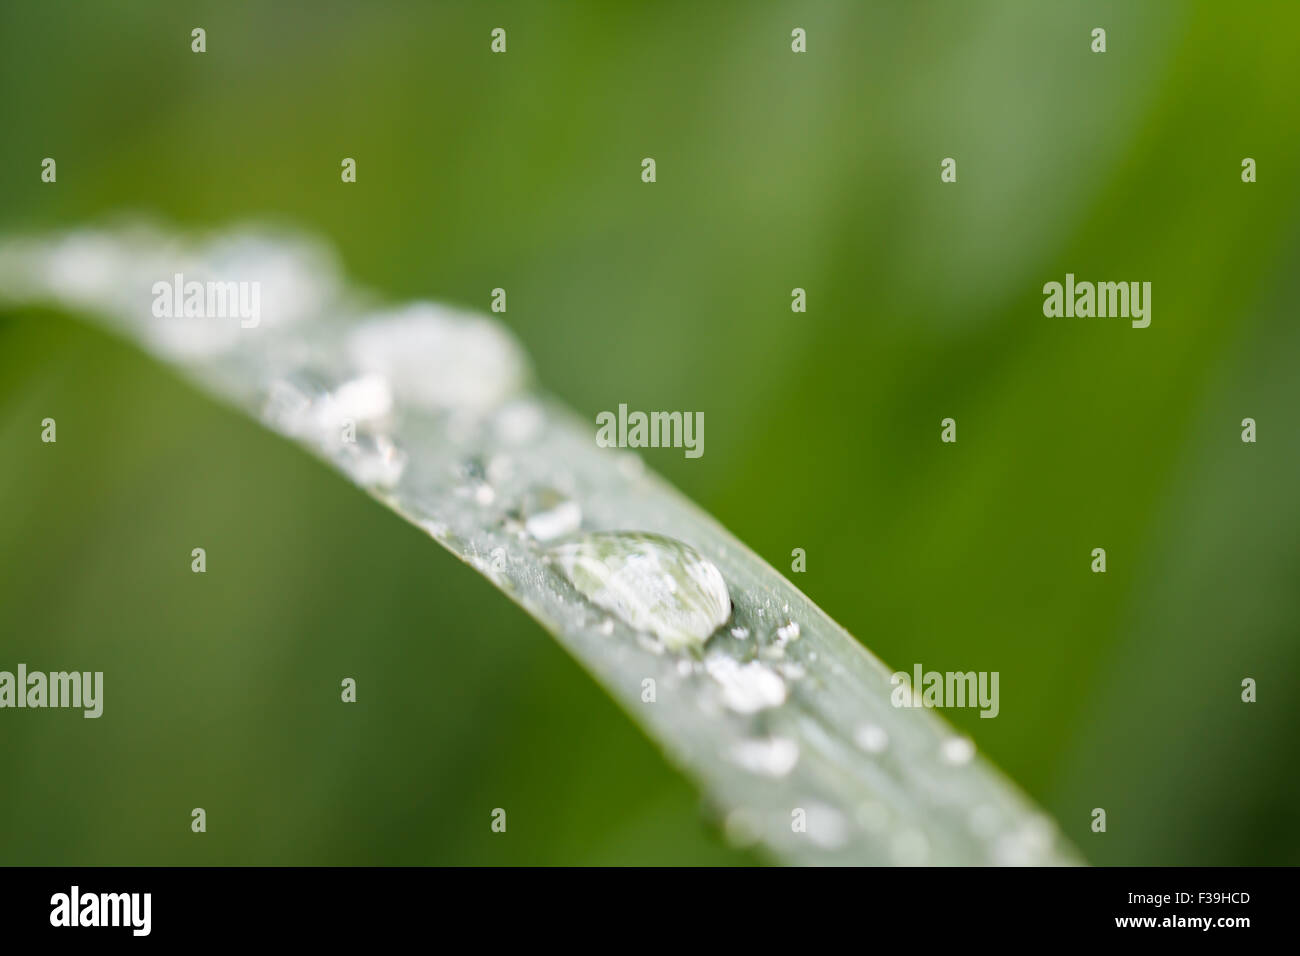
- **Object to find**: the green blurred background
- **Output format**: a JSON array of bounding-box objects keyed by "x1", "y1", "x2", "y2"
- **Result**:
[{"x1": 2, "y1": 0, "x2": 1298, "y2": 865}]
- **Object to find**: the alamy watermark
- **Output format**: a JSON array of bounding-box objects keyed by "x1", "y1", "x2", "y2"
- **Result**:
[
  {"x1": 1043, "y1": 273, "x2": 1151, "y2": 328},
  {"x1": 152, "y1": 272, "x2": 261, "y2": 328},
  {"x1": 0, "y1": 664, "x2": 103, "y2": 717},
  {"x1": 891, "y1": 664, "x2": 999, "y2": 718},
  {"x1": 50, "y1": 886, "x2": 150, "y2": 936},
  {"x1": 596, "y1": 403, "x2": 704, "y2": 458}
]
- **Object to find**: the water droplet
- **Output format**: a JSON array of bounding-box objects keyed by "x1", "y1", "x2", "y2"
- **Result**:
[
  {"x1": 854, "y1": 724, "x2": 889, "y2": 754},
  {"x1": 264, "y1": 373, "x2": 392, "y2": 439},
  {"x1": 730, "y1": 737, "x2": 799, "y2": 777},
  {"x1": 775, "y1": 619, "x2": 801, "y2": 643},
  {"x1": 941, "y1": 736, "x2": 975, "y2": 765},
  {"x1": 514, "y1": 487, "x2": 581, "y2": 542},
  {"x1": 548, "y1": 532, "x2": 730, "y2": 651},
  {"x1": 705, "y1": 654, "x2": 787, "y2": 714},
  {"x1": 636, "y1": 633, "x2": 665, "y2": 655},
  {"x1": 596, "y1": 617, "x2": 615, "y2": 636},
  {"x1": 730, "y1": 626, "x2": 750, "y2": 640},
  {"x1": 455, "y1": 459, "x2": 495, "y2": 506},
  {"x1": 339, "y1": 432, "x2": 406, "y2": 489},
  {"x1": 347, "y1": 303, "x2": 529, "y2": 412},
  {"x1": 777, "y1": 661, "x2": 806, "y2": 681}
]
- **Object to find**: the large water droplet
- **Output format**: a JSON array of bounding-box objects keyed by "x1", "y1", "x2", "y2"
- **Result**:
[{"x1": 547, "y1": 532, "x2": 730, "y2": 651}]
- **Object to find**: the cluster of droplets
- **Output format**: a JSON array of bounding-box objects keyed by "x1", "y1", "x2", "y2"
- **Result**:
[
  {"x1": 436, "y1": 461, "x2": 1011, "y2": 862},
  {"x1": 262, "y1": 371, "x2": 408, "y2": 489}
]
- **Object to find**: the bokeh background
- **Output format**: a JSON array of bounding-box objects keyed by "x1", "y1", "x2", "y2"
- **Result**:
[{"x1": 2, "y1": 0, "x2": 1298, "y2": 865}]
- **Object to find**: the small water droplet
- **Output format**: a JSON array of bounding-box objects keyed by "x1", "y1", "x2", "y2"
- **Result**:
[
  {"x1": 514, "y1": 489, "x2": 582, "y2": 541},
  {"x1": 730, "y1": 626, "x2": 750, "y2": 640},
  {"x1": 854, "y1": 724, "x2": 889, "y2": 754},
  {"x1": 636, "y1": 633, "x2": 665, "y2": 655},
  {"x1": 777, "y1": 661, "x2": 806, "y2": 681},
  {"x1": 339, "y1": 432, "x2": 406, "y2": 488},
  {"x1": 776, "y1": 619, "x2": 801, "y2": 643},
  {"x1": 548, "y1": 532, "x2": 731, "y2": 651},
  {"x1": 730, "y1": 737, "x2": 799, "y2": 777},
  {"x1": 596, "y1": 617, "x2": 615, "y2": 636},
  {"x1": 705, "y1": 654, "x2": 786, "y2": 714},
  {"x1": 263, "y1": 373, "x2": 392, "y2": 438},
  {"x1": 455, "y1": 458, "x2": 495, "y2": 506},
  {"x1": 328, "y1": 374, "x2": 394, "y2": 425},
  {"x1": 941, "y1": 736, "x2": 975, "y2": 765}
]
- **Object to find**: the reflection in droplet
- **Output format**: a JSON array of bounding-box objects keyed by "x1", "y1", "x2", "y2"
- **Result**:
[{"x1": 548, "y1": 532, "x2": 730, "y2": 651}]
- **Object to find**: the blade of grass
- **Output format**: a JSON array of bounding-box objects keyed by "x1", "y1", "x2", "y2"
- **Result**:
[{"x1": 0, "y1": 222, "x2": 1081, "y2": 865}]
